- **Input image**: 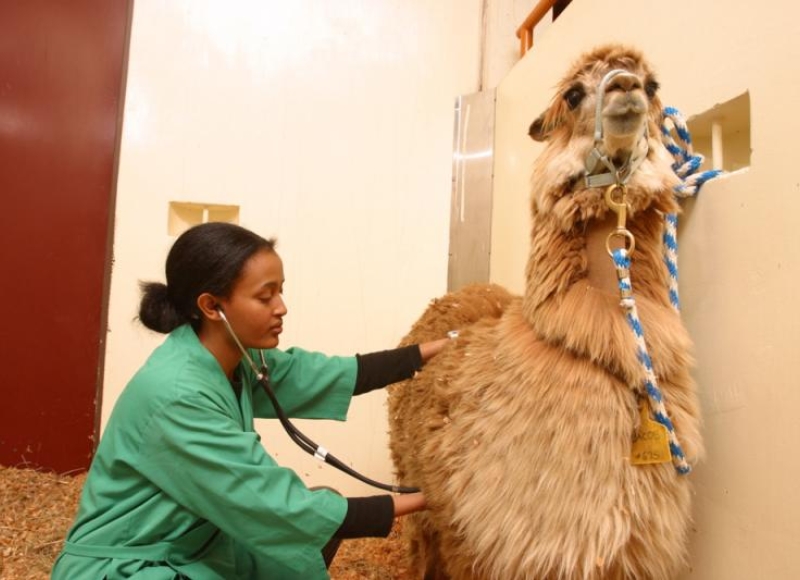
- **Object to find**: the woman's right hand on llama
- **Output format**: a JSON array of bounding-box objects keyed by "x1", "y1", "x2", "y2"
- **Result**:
[
  {"x1": 418, "y1": 333, "x2": 458, "y2": 363},
  {"x1": 392, "y1": 492, "x2": 427, "y2": 517}
]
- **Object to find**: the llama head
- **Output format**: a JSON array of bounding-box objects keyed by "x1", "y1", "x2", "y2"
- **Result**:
[{"x1": 527, "y1": 44, "x2": 679, "y2": 231}]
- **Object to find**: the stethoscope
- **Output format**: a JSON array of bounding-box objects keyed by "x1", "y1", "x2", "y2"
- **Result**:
[{"x1": 217, "y1": 308, "x2": 419, "y2": 494}]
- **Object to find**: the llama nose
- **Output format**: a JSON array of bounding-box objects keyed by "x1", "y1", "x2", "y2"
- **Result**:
[{"x1": 606, "y1": 73, "x2": 642, "y2": 93}]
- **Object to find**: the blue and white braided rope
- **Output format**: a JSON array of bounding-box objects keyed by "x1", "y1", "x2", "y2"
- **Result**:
[
  {"x1": 660, "y1": 106, "x2": 723, "y2": 311},
  {"x1": 612, "y1": 248, "x2": 692, "y2": 475}
]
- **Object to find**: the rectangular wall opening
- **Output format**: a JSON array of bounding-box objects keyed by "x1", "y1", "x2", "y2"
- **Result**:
[
  {"x1": 686, "y1": 91, "x2": 751, "y2": 173},
  {"x1": 168, "y1": 202, "x2": 240, "y2": 236}
]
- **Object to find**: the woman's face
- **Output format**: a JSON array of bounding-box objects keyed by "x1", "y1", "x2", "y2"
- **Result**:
[{"x1": 219, "y1": 248, "x2": 287, "y2": 350}]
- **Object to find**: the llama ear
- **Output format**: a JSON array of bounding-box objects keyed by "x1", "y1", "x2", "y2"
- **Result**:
[{"x1": 529, "y1": 112, "x2": 549, "y2": 141}]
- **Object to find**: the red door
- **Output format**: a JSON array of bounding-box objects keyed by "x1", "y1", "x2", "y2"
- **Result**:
[{"x1": 0, "y1": 0, "x2": 132, "y2": 472}]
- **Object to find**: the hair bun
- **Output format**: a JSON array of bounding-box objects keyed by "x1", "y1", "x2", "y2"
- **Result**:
[{"x1": 138, "y1": 281, "x2": 184, "y2": 333}]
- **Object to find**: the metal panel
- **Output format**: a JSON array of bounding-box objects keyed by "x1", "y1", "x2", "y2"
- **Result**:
[{"x1": 448, "y1": 90, "x2": 496, "y2": 291}]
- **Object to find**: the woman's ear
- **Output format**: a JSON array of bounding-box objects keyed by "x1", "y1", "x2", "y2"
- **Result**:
[{"x1": 196, "y1": 293, "x2": 223, "y2": 320}]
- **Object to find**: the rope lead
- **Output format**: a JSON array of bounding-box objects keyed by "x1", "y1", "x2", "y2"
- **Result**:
[
  {"x1": 605, "y1": 106, "x2": 722, "y2": 475},
  {"x1": 613, "y1": 248, "x2": 692, "y2": 475},
  {"x1": 660, "y1": 106, "x2": 724, "y2": 310}
]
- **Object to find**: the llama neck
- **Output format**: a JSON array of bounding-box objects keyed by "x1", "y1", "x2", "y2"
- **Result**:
[
  {"x1": 519, "y1": 204, "x2": 690, "y2": 388},
  {"x1": 521, "y1": 207, "x2": 670, "y2": 329},
  {"x1": 584, "y1": 214, "x2": 622, "y2": 296}
]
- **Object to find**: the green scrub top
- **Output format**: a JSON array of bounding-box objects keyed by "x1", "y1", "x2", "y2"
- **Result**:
[{"x1": 52, "y1": 324, "x2": 358, "y2": 579}]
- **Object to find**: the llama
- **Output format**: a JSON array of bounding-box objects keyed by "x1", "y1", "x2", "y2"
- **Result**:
[{"x1": 388, "y1": 44, "x2": 704, "y2": 580}]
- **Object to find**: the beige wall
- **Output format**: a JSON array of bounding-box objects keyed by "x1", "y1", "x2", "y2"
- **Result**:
[
  {"x1": 481, "y1": 0, "x2": 554, "y2": 89},
  {"x1": 105, "y1": 0, "x2": 800, "y2": 573},
  {"x1": 105, "y1": 0, "x2": 483, "y2": 495},
  {"x1": 492, "y1": 1, "x2": 800, "y2": 578}
]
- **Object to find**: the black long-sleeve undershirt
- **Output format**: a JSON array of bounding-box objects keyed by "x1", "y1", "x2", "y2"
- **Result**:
[
  {"x1": 334, "y1": 345, "x2": 424, "y2": 539},
  {"x1": 353, "y1": 344, "x2": 422, "y2": 396}
]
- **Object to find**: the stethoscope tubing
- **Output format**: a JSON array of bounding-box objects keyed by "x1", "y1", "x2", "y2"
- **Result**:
[{"x1": 218, "y1": 310, "x2": 419, "y2": 494}]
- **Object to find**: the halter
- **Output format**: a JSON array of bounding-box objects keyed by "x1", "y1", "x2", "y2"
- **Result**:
[{"x1": 585, "y1": 69, "x2": 650, "y2": 188}]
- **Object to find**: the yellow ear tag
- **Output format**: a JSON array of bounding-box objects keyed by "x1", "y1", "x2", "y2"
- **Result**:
[{"x1": 630, "y1": 399, "x2": 672, "y2": 465}]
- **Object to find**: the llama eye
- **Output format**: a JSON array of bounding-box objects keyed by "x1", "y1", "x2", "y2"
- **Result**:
[
  {"x1": 645, "y1": 79, "x2": 660, "y2": 98},
  {"x1": 563, "y1": 86, "x2": 585, "y2": 110}
]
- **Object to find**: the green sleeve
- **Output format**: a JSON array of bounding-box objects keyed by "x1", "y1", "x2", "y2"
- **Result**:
[
  {"x1": 247, "y1": 347, "x2": 357, "y2": 420},
  {"x1": 136, "y1": 390, "x2": 347, "y2": 577}
]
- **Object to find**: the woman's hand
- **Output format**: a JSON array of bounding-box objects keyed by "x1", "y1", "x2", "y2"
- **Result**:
[
  {"x1": 418, "y1": 336, "x2": 454, "y2": 363},
  {"x1": 392, "y1": 492, "x2": 427, "y2": 517}
]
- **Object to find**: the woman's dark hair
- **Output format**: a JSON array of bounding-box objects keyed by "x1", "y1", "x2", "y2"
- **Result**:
[{"x1": 138, "y1": 222, "x2": 276, "y2": 333}]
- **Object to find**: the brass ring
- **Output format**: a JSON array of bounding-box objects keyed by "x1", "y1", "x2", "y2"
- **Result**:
[{"x1": 606, "y1": 229, "x2": 636, "y2": 256}]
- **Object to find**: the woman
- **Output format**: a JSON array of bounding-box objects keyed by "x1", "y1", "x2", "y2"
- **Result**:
[{"x1": 52, "y1": 222, "x2": 447, "y2": 579}]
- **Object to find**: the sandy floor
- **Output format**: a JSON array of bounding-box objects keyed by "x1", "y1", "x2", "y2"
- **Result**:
[{"x1": 0, "y1": 465, "x2": 414, "y2": 579}]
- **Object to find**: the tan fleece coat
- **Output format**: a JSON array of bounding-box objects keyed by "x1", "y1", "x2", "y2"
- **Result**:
[{"x1": 388, "y1": 45, "x2": 704, "y2": 580}]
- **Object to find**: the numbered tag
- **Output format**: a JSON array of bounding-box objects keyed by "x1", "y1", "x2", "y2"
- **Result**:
[{"x1": 630, "y1": 399, "x2": 672, "y2": 465}]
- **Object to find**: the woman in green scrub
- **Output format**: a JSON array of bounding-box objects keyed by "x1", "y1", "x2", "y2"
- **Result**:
[{"x1": 52, "y1": 222, "x2": 448, "y2": 579}]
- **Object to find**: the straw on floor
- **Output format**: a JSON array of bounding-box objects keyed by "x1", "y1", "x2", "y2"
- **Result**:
[{"x1": 0, "y1": 465, "x2": 414, "y2": 580}]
